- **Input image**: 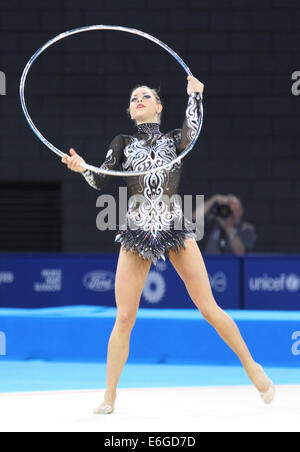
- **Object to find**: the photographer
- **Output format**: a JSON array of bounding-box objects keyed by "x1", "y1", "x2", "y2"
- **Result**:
[{"x1": 194, "y1": 194, "x2": 257, "y2": 255}]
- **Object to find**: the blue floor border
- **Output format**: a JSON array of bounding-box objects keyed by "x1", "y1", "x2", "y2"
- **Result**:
[
  {"x1": 1, "y1": 306, "x2": 300, "y2": 367},
  {"x1": 0, "y1": 361, "x2": 299, "y2": 393}
]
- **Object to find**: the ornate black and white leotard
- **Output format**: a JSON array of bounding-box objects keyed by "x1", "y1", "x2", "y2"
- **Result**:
[{"x1": 82, "y1": 92, "x2": 203, "y2": 266}]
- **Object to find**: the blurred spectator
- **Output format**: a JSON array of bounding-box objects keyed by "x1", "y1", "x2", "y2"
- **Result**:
[{"x1": 193, "y1": 194, "x2": 257, "y2": 255}]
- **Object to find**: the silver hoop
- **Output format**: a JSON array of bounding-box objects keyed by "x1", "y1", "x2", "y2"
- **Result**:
[{"x1": 20, "y1": 25, "x2": 203, "y2": 177}]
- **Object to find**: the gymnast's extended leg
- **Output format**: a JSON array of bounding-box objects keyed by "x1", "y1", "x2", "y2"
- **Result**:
[
  {"x1": 169, "y1": 239, "x2": 275, "y2": 403},
  {"x1": 94, "y1": 245, "x2": 152, "y2": 414}
]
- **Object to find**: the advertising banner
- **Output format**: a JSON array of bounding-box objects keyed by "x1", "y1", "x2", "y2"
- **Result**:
[
  {"x1": 0, "y1": 253, "x2": 241, "y2": 310},
  {"x1": 244, "y1": 256, "x2": 300, "y2": 310}
]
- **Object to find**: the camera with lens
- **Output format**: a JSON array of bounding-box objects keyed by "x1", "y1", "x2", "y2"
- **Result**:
[
  {"x1": 206, "y1": 202, "x2": 233, "y2": 224},
  {"x1": 212, "y1": 202, "x2": 232, "y2": 219}
]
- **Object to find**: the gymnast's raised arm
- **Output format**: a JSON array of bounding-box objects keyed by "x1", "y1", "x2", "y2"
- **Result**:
[{"x1": 174, "y1": 76, "x2": 204, "y2": 153}]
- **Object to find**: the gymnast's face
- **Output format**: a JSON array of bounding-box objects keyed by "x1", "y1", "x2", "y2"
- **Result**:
[{"x1": 129, "y1": 87, "x2": 163, "y2": 125}]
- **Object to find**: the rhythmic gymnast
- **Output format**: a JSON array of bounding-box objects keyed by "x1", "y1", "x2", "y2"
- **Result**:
[{"x1": 62, "y1": 76, "x2": 275, "y2": 414}]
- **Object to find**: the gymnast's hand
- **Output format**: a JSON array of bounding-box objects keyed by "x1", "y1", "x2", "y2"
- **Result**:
[
  {"x1": 61, "y1": 148, "x2": 87, "y2": 173},
  {"x1": 187, "y1": 76, "x2": 204, "y2": 95}
]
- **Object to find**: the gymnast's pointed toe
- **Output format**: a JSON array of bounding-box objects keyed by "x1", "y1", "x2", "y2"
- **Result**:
[
  {"x1": 260, "y1": 382, "x2": 276, "y2": 405},
  {"x1": 93, "y1": 403, "x2": 115, "y2": 415}
]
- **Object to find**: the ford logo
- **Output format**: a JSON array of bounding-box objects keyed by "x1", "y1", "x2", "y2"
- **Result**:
[{"x1": 82, "y1": 271, "x2": 115, "y2": 292}]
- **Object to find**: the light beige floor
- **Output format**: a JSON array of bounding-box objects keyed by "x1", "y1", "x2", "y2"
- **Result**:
[{"x1": 0, "y1": 385, "x2": 299, "y2": 432}]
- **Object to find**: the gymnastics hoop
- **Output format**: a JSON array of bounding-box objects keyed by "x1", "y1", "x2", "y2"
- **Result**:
[{"x1": 20, "y1": 25, "x2": 204, "y2": 177}]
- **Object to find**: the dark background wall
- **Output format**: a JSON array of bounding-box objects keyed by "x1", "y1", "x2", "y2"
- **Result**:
[{"x1": 0, "y1": 0, "x2": 300, "y2": 254}]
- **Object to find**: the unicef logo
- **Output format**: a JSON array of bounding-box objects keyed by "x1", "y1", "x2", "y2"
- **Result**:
[
  {"x1": 83, "y1": 271, "x2": 115, "y2": 292},
  {"x1": 249, "y1": 273, "x2": 300, "y2": 292},
  {"x1": 143, "y1": 271, "x2": 166, "y2": 304},
  {"x1": 286, "y1": 274, "x2": 300, "y2": 292},
  {"x1": 208, "y1": 272, "x2": 227, "y2": 293}
]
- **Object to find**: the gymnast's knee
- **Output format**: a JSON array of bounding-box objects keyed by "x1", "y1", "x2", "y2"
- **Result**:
[
  {"x1": 197, "y1": 299, "x2": 220, "y2": 324},
  {"x1": 115, "y1": 311, "x2": 137, "y2": 333}
]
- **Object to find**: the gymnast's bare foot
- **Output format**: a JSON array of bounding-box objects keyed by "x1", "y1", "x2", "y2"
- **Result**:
[
  {"x1": 93, "y1": 390, "x2": 117, "y2": 415},
  {"x1": 250, "y1": 363, "x2": 276, "y2": 404}
]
